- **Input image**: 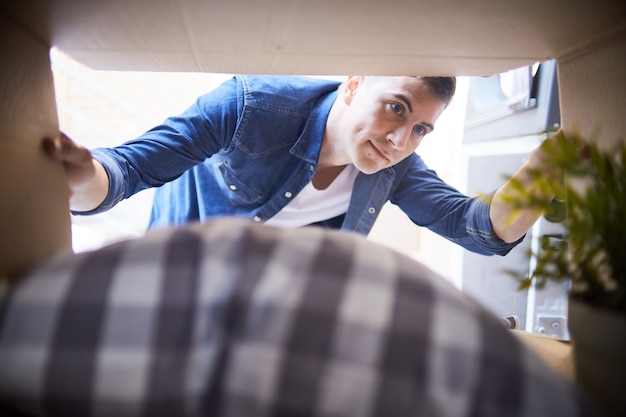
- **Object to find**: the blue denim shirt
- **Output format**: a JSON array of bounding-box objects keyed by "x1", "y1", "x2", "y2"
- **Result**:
[{"x1": 87, "y1": 75, "x2": 521, "y2": 256}]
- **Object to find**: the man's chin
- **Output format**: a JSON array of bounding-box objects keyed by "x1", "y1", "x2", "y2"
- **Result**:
[{"x1": 354, "y1": 161, "x2": 386, "y2": 175}]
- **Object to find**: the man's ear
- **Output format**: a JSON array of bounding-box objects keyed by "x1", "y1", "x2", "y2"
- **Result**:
[{"x1": 343, "y1": 75, "x2": 363, "y2": 105}]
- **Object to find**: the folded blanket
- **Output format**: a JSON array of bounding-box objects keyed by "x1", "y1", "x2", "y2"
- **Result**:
[{"x1": 0, "y1": 218, "x2": 597, "y2": 416}]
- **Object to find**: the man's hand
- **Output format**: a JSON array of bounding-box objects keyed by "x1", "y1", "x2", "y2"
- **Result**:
[
  {"x1": 489, "y1": 129, "x2": 565, "y2": 243},
  {"x1": 43, "y1": 132, "x2": 109, "y2": 212}
]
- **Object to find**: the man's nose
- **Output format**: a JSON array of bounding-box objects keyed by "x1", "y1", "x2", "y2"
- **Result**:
[{"x1": 387, "y1": 126, "x2": 411, "y2": 151}]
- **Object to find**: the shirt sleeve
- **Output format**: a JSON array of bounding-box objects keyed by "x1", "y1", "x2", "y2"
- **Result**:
[
  {"x1": 391, "y1": 154, "x2": 524, "y2": 256},
  {"x1": 464, "y1": 193, "x2": 525, "y2": 255},
  {"x1": 72, "y1": 76, "x2": 241, "y2": 215}
]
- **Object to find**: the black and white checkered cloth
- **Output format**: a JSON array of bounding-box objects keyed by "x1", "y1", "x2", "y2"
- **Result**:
[{"x1": 0, "y1": 218, "x2": 597, "y2": 416}]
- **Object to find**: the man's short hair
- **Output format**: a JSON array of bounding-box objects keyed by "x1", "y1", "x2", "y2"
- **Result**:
[{"x1": 420, "y1": 76, "x2": 457, "y2": 106}]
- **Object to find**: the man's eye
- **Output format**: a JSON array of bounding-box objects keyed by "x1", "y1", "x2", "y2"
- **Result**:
[
  {"x1": 390, "y1": 102, "x2": 404, "y2": 115},
  {"x1": 414, "y1": 125, "x2": 427, "y2": 136}
]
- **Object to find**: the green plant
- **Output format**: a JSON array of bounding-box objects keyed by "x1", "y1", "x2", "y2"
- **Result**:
[{"x1": 502, "y1": 131, "x2": 626, "y2": 314}]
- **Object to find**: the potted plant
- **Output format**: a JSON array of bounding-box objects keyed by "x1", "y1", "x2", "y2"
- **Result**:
[{"x1": 501, "y1": 130, "x2": 626, "y2": 417}]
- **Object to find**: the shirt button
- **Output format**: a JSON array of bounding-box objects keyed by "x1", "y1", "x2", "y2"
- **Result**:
[
  {"x1": 285, "y1": 191, "x2": 293, "y2": 198},
  {"x1": 368, "y1": 207, "x2": 376, "y2": 214},
  {"x1": 309, "y1": 165, "x2": 315, "y2": 172},
  {"x1": 253, "y1": 216, "x2": 262, "y2": 222},
  {"x1": 229, "y1": 184, "x2": 237, "y2": 191}
]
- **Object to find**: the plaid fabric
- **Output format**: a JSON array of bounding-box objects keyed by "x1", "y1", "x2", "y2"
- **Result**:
[{"x1": 0, "y1": 218, "x2": 597, "y2": 417}]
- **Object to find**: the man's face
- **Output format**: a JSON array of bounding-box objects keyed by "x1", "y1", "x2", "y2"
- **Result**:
[{"x1": 341, "y1": 76, "x2": 447, "y2": 174}]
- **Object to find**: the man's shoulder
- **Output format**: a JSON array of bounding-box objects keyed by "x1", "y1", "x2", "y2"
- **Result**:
[
  {"x1": 236, "y1": 74, "x2": 341, "y2": 106},
  {"x1": 238, "y1": 74, "x2": 342, "y2": 89}
]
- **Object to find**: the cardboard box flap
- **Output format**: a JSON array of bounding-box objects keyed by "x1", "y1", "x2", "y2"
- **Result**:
[{"x1": 4, "y1": 0, "x2": 625, "y2": 76}]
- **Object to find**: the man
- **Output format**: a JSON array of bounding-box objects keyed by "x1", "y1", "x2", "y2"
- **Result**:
[{"x1": 46, "y1": 75, "x2": 559, "y2": 256}]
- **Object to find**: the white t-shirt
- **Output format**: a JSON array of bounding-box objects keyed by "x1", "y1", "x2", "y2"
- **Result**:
[{"x1": 264, "y1": 164, "x2": 359, "y2": 228}]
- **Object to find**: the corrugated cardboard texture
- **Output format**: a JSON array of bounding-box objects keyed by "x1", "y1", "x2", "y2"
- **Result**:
[
  {"x1": 0, "y1": 14, "x2": 71, "y2": 279},
  {"x1": 3, "y1": 0, "x2": 626, "y2": 76},
  {"x1": 558, "y1": 27, "x2": 626, "y2": 146}
]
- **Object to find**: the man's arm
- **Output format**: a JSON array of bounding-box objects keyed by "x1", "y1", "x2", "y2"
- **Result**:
[
  {"x1": 489, "y1": 130, "x2": 563, "y2": 243},
  {"x1": 44, "y1": 132, "x2": 109, "y2": 212}
]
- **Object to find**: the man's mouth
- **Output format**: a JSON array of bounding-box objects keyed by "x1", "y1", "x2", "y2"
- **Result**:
[{"x1": 368, "y1": 141, "x2": 390, "y2": 162}]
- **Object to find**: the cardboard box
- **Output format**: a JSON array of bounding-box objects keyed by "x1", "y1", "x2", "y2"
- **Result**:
[
  {"x1": 1, "y1": 0, "x2": 625, "y2": 407},
  {"x1": 1, "y1": 0, "x2": 625, "y2": 315}
]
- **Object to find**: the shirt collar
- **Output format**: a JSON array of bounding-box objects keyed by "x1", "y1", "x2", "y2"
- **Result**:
[{"x1": 289, "y1": 89, "x2": 338, "y2": 165}]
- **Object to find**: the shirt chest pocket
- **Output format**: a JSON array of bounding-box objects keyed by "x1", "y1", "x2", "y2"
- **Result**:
[{"x1": 213, "y1": 160, "x2": 264, "y2": 206}]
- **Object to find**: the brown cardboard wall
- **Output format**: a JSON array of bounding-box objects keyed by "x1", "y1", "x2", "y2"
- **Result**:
[
  {"x1": 0, "y1": 14, "x2": 71, "y2": 279},
  {"x1": 558, "y1": 27, "x2": 626, "y2": 147},
  {"x1": 4, "y1": 1, "x2": 625, "y2": 77}
]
